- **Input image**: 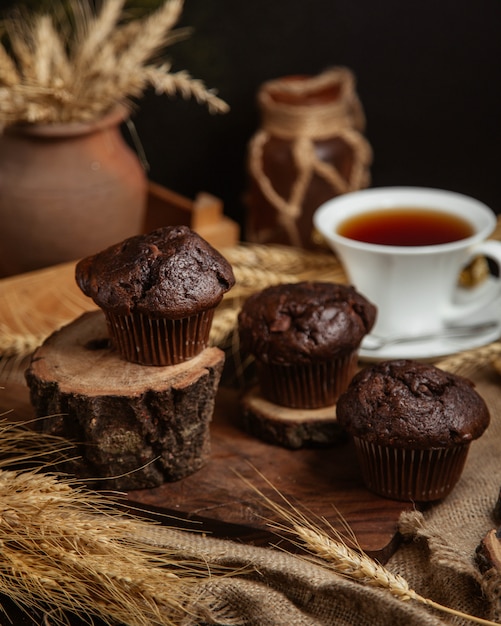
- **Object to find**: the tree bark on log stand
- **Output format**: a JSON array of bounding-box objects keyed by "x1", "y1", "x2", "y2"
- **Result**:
[
  {"x1": 241, "y1": 385, "x2": 343, "y2": 449},
  {"x1": 25, "y1": 310, "x2": 225, "y2": 490}
]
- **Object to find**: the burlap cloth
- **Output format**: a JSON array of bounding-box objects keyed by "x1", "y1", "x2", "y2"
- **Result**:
[{"x1": 135, "y1": 355, "x2": 501, "y2": 625}]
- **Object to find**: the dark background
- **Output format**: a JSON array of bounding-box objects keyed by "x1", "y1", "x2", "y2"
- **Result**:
[
  {"x1": 3, "y1": 0, "x2": 501, "y2": 231},
  {"x1": 128, "y1": 0, "x2": 501, "y2": 233}
]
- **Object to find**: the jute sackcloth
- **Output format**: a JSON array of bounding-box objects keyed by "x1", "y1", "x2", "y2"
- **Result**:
[
  {"x1": 387, "y1": 356, "x2": 501, "y2": 625},
  {"x1": 135, "y1": 350, "x2": 501, "y2": 625}
]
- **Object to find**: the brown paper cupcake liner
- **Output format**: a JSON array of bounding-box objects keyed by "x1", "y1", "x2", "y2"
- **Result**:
[
  {"x1": 105, "y1": 309, "x2": 215, "y2": 366},
  {"x1": 258, "y1": 351, "x2": 359, "y2": 409},
  {"x1": 352, "y1": 437, "x2": 470, "y2": 502}
]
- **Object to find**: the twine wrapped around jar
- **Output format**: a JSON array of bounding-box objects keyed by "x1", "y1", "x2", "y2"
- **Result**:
[{"x1": 245, "y1": 67, "x2": 372, "y2": 249}]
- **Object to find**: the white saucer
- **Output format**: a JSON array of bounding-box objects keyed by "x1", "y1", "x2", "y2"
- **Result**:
[
  {"x1": 359, "y1": 324, "x2": 501, "y2": 362},
  {"x1": 359, "y1": 292, "x2": 501, "y2": 362}
]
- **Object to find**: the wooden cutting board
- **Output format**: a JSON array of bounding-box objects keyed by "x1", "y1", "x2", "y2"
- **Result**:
[
  {"x1": 2, "y1": 203, "x2": 501, "y2": 571},
  {"x1": 0, "y1": 258, "x2": 419, "y2": 564},
  {"x1": 128, "y1": 385, "x2": 417, "y2": 562},
  {"x1": 1, "y1": 372, "x2": 412, "y2": 562}
]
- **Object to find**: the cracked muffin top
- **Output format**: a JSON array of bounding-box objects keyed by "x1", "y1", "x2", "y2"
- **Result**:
[
  {"x1": 336, "y1": 359, "x2": 490, "y2": 448},
  {"x1": 237, "y1": 281, "x2": 377, "y2": 364},
  {"x1": 75, "y1": 225, "x2": 235, "y2": 318}
]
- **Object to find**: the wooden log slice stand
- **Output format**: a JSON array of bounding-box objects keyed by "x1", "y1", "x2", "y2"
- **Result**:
[
  {"x1": 241, "y1": 385, "x2": 343, "y2": 449},
  {"x1": 25, "y1": 310, "x2": 225, "y2": 491}
]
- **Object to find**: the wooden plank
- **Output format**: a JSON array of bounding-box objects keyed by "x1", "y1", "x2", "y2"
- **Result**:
[
  {"x1": 0, "y1": 249, "x2": 415, "y2": 563},
  {"x1": 144, "y1": 182, "x2": 240, "y2": 247},
  {"x1": 144, "y1": 181, "x2": 194, "y2": 231},
  {"x1": 128, "y1": 386, "x2": 413, "y2": 562},
  {"x1": 190, "y1": 192, "x2": 224, "y2": 229},
  {"x1": 0, "y1": 375, "x2": 409, "y2": 562}
]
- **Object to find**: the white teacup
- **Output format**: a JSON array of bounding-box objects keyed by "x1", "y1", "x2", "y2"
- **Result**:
[{"x1": 313, "y1": 187, "x2": 501, "y2": 339}]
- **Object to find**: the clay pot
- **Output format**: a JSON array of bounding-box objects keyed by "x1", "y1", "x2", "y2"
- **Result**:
[
  {"x1": 245, "y1": 67, "x2": 372, "y2": 250},
  {"x1": 0, "y1": 106, "x2": 147, "y2": 277}
]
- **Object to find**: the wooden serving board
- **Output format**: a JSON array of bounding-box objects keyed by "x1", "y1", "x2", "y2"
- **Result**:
[
  {"x1": 0, "y1": 259, "x2": 419, "y2": 564},
  {"x1": 7, "y1": 356, "x2": 419, "y2": 564},
  {"x1": 128, "y1": 386, "x2": 416, "y2": 561},
  {"x1": 1, "y1": 374, "x2": 412, "y2": 562}
]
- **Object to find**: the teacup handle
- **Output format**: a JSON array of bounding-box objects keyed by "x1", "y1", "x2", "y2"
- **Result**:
[{"x1": 444, "y1": 240, "x2": 501, "y2": 322}]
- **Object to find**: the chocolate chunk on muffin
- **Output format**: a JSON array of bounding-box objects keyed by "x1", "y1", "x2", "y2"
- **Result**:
[
  {"x1": 76, "y1": 225, "x2": 235, "y2": 365},
  {"x1": 238, "y1": 281, "x2": 377, "y2": 409},
  {"x1": 336, "y1": 359, "x2": 490, "y2": 501}
]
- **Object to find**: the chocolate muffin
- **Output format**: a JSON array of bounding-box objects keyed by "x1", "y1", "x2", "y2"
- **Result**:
[
  {"x1": 238, "y1": 281, "x2": 377, "y2": 409},
  {"x1": 336, "y1": 359, "x2": 490, "y2": 501},
  {"x1": 75, "y1": 225, "x2": 235, "y2": 365}
]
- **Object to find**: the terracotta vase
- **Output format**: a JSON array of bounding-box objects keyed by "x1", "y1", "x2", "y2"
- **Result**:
[
  {"x1": 0, "y1": 106, "x2": 147, "y2": 278},
  {"x1": 245, "y1": 67, "x2": 373, "y2": 250}
]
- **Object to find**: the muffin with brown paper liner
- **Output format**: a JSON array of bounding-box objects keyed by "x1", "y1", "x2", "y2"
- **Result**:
[
  {"x1": 336, "y1": 359, "x2": 490, "y2": 502},
  {"x1": 237, "y1": 281, "x2": 376, "y2": 409},
  {"x1": 75, "y1": 225, "x2": 235, "y2": 366}
]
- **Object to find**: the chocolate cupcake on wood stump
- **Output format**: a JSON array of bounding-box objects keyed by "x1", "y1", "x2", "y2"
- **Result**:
[
  {"x1": 26, "y1": 226, "x2": 235, "y2": 490},
  {"x1": 336, "y1": 359, "x2": 490, "y2": 502},
  {"x1": 237, "y1": 281, "x2": 376, "y2": 448},
  {"x1": 75, "y1": 225, "x2": 235, "y2": 366}
]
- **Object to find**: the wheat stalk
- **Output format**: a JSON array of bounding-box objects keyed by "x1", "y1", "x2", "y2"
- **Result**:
[
  {"x1": 217, "y1": 243, "x2": 345, "y2": 306},
  {"x1": 0, "y1": 421, "x2": 231, "y2": 626},
  {"x1": 0, "y1": 471, "x2": 192, "y2": 625},
  {"x1": 209, "y1": 305, "x2": 239, "y2": 347},
  {"x1": 238, "y1": 469, "x2": 499, "y2": 626},
  {"x1": 437, "y1": 341, "x2": 501, "y2": 377},
  {"x1": 0, "y1": 326, "x2": 45, "y2": 358},
  {"x1": 222, "y1": 242, "x2": 344, "y2": 277},
  {"x1": 0, "y1": 0, "x2": 228, "y2": 126},
  {"x1": 113, "y1": 0, "x2": 183, "y2": 70},
  {"x1": 231, "y1": 265, "x2": 298, "y2": 294},
  {"x1": 72, "y1": 0, "x2": 125, "y2": 67},
  {"x1": 293, "y1": 524, "x2": 416, "y2": 600},
  {"x1": 0, "y1": 41, "x2": 19, "y2": 86}
]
